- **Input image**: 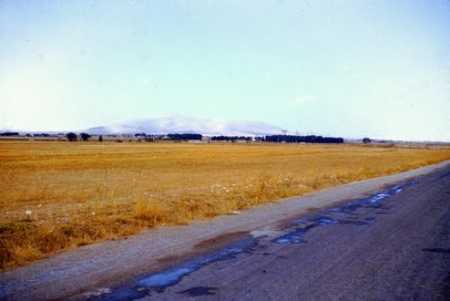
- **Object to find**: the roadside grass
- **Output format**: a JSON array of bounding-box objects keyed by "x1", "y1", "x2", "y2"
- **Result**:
[{"x1": 1, "y1": 141, "x2": 450, "y2": 270}]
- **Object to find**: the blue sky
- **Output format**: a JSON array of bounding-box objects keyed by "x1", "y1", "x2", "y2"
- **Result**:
[{"x1": 1, "y1": 0, "x2": 449, "y2": 141}]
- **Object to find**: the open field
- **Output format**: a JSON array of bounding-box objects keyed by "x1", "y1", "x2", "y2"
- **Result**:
[{"x1": 1, "y1": 141, "x2": 450, "y2": 270}]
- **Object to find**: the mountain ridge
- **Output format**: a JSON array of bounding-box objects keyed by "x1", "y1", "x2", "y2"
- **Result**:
[{"x1": 86, "y1": 116, "x2": 285, "y2": 137}]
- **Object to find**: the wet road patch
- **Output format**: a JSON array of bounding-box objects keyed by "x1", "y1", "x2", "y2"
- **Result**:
[
  {"x1": 272, "y1": 181, "x2": 415, "y2": 245},
  {"x1": 87, "y1": 237, "x2": 260, "y2": 300},
  {"x1": 422, "y1": 248, "x2": 450, "y2": 254},
  {"x1": 137, "y1": 238, "x2": 259, "y2": 292},
  {"x1": 177, "y1": 286, "x2": 218, "y2": 296}
]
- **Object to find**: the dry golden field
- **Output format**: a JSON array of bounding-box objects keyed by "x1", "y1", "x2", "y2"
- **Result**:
[{"x1": 1, "y1": 141, "x2": 450, "y2": 270}]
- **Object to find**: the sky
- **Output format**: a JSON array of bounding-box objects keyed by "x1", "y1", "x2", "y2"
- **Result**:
[{"x1": 1, "y1": 0, "x2": 450, "y2": 141}]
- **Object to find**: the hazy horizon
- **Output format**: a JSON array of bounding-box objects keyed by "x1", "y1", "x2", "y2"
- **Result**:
[
  {"x1": 1, "y1": 0, "x2": 450, "y2": 141},
  {"x1": 0, "y1": 114, "x2": 447, "y2": 143}
]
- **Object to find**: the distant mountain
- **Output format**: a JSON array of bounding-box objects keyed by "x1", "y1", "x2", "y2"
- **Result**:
[{"x1": 86, "y1": 116, "x2": 285, "y2": 136}]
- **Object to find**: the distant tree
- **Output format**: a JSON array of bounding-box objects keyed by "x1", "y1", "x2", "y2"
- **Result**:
[
  {"x1": 0, "y1": 132, "x2": 19, "y2": 136},
  {"x1": 66, "y1": 132, "x2": 77, "y2": 142},
  {"x1": 211, "y1": 136, "x2": 252, "y2": 142},
  {"x1": 98, "y1": 135, "x2": 103, "y2": 142},
  {"x1": 362, "y1": 137, "x2": 372, "y2": 144},
  {"x1": 80, "y1": 133, "x2": 91, "y2": 141},
  {"x1": 33, "y1": 133, "x2": 50, "y2": 137},
  {"x1": 263, "y1": 135, "x2": 343, "y2": 144},
  {"x1": 167, "y1": 133, "x2": 202, "y2": 141}
]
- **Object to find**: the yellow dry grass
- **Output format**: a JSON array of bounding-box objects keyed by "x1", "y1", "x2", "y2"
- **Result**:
[{"x1": 1, "y1": 141, "x2": 450, "y2": 270}]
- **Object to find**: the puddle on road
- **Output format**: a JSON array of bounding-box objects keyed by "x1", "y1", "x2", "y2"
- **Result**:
[
  {"x1": 87, "y1": 237, "x2": 260, "y2": 301},
  {"x1": 137, "y1": 238, "x2": 258, "y2": 291},
  {"x1": 422, "y1": 248, "x2": 450, "y2": 254},
  {"x1": 87, "y1": 181, "x2": 415, "y2": 300},
  {"x1": 273, "y1": 181, "x2": 415, "y2": 245},
  {"x1": 177, "y1": 286, "x2": 218, "y2": 296}
]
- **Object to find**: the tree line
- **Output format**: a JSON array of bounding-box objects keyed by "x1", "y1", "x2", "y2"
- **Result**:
[
  {"x1": 2, "y1": 132, "x2": 347, "y2": 144},
  {"x1": 211, "y1": 136, "x2": 252, "y2": 142},
  {"x1": 60, "y1": 133, "x2": 345, "y2": 144},
  {"x1": 263, "y1": 135, "x2": 344, "y2": 144}
]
